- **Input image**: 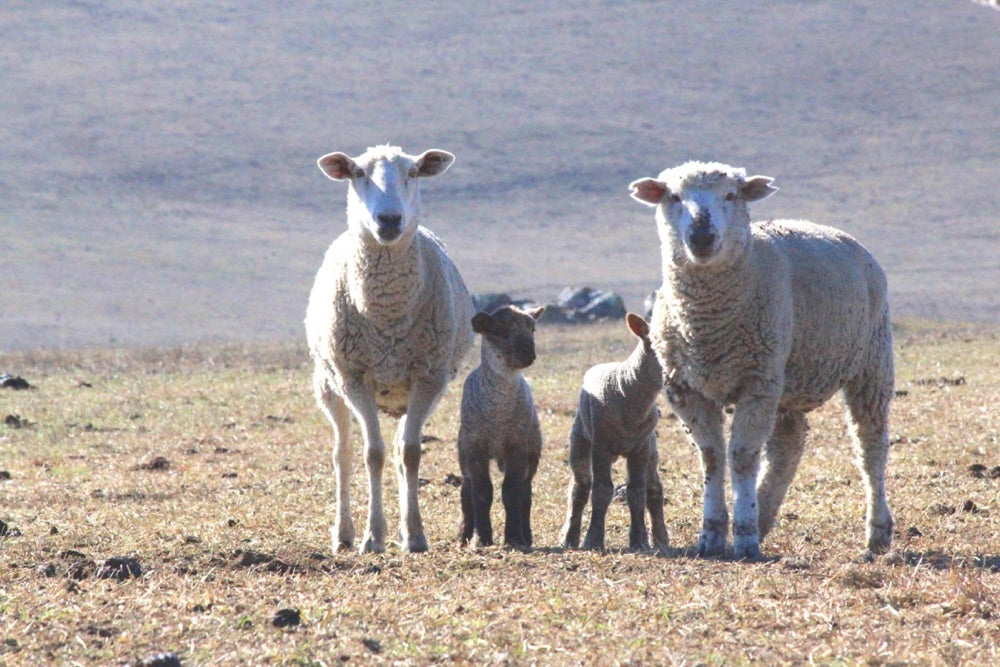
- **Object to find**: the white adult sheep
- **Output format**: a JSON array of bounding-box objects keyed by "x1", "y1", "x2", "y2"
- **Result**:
[
  {"x1": 559, "y1": 313, "x2": 670, "y2": 554},
  {"x1": 305, "y1": 144, "x2": 474, "y2": 553},
  {"x1": 629, "y1": 161, "x2": 894, "y2": 559}
]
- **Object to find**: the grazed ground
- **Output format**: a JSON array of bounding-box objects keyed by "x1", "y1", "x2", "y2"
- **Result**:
[
  {"x1": 1, "y1": 320, "x2": 997, "y2": 665},
  {"x1": 2, "y1": 1, "x2": 999, "y2": 351}
]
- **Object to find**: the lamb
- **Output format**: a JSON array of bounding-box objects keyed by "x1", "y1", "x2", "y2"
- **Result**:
[
  {"x1": 305, "y1": 144, "x2": 474, "y2": 553},
  {"x1": 629, "y1": 161, "x2": 894, "y2": 559},
  {"x1": 457, "y1": 304, "x2": 544, "y2": 548},
  {"x1": 560, "y1": 313, "x2": 670, "y2": 554}
]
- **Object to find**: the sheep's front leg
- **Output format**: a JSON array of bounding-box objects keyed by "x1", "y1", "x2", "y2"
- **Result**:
[
  {"x1": 729, "y1": 392, "x2": 781, "y2": 560},
  {"x1": 314, "y1": 370, "x2": 356, "y2": 551},
  {"x1": 625, "y1": 450, "x2": 651, "y2": 551},
  {"x1": 560, "y1": 420, "x2": 592, "y2": 549},
  {"x1": 460, "y1": 449, "x2": 493, "y2": 546},
  {"x1": 343, "y1": 382, "x2": 387, "y2": 554},
  {"x1": 667, "y1": 384, "x2": 727, "y2": 556},
  {"x1": 395, "y1": 376, "x2": 447, "y2": 552},
  {"x1": 502, "y1": 453, "x2": 530, "y2": 548}
]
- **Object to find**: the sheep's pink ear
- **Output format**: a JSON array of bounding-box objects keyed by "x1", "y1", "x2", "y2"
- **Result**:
[
  {"x1": 625, "y1": 312, "x2": 650, "y2": 338},
  {"x1": 318, "y1": 153, "x2": 359, "y2": 181},
  {"x1": 629, "y1": 178, "x2": 669, "y2": 206},
  {"x1": 526, "y1": 306, "x2": 545, "y2": 321},
  {"x1": 412, "y1": 150, "x2": 455, "y2": 178},
  {"x1": 740, "y1": 176, "x2": 778, "y2": 202},
  {"x1": 471, "y1": 312, "x2": 492, "y2": 334}
]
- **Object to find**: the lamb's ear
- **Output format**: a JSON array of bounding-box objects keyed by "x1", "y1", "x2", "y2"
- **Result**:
[
  {"x1": 526, "y1": 306, "x2": 546, "y2": 321},
  {"x1": 318, "y1": 153, "x2": 359, "y2": 181},
  {"x1": 471, "y1": 312, "x2": 493, "y2": 335},
  {"x1": 740, "y1": 176, "x2": 778, "y2": 202},
  {"x1": 625, "y1": 312, "x2": 650, "y2": 339},
  {"x1": 629, "y1": 178, "x2": 669, "y2": 206},
  {"x1": 412, "y1": 150, "x2": 455, "y2": 178}
]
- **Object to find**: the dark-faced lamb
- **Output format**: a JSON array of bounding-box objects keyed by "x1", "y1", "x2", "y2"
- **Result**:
[
  {"x1": 458, "y1": 305, "x2": 544, "y2": 548},
  {"x1": 305, "y1": 145, "x2": 474, "y2": 553},
  {"x1": 560, "y1": 313, "x2": 670, "y2": 554},
  {"x1": 629, "y1": 161, "x2": 894, "y2": 559}
]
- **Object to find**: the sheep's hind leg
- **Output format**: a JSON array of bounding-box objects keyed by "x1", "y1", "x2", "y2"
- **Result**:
[
  {"x1": 756, "y1": 410, "x2": 807, "y2": 540},
  {"x1": 668, "y1": 386, "x2": 727, "y2": 557},
  {"x1": 645, "y1": 438, "x2": 670, "y2": 554},
  {"x1": 458, "y1": 449, "x2": 476, "y2": 545},
  {"x1": 315, "y1": 371, "x2": 355, "y2": 551},
  {"x1": 582, "y1": 446, "x2": 613, "y2": 551},
  {"x1": 519, "y1": 453, "x2": 539, "y2": 547},
  {"x1": 625, "y1": 450, "x2": 651, "y2": 551},
  {"x1": 844, "y1": 366, "x2": 894, "y2": 554},
  {"x1": 559, "y1": 423, "x2": 592, "y2": 549}
]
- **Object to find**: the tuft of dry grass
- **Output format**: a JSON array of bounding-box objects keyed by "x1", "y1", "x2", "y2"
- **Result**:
[{"x1": 1, "y1": 321, "x2": 998, "y2": 665}]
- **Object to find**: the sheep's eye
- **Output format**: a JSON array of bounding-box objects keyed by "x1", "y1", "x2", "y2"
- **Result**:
[
  {"x1": 724, "y1": 192, "x2": 736, "y2": 201},
  {"x1": 353, "y1": 168, "x2": 366, "y2": 179},
  {"x1": 668, "y1": 194, "x2": 681, "y2": 204}
]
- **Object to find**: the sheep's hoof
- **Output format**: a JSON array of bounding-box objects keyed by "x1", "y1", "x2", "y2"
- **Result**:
[
  {"x1": 558, "y1": 524, "x2": 581, "y2": 549},
  {"x1": 866, "y1": 521, "x2": 893, "y2": 554},
  {"x1": 402, "y1": 534, "x2": 429, "y2": 553},
  {"x1": 330, "y1": 525, "x2": 355, "y2": 553},
  {"x1": 732, "y1": 535, "x2": 762, "y2": 561},
  {"x1": 359, "y1": 533, "x2": 386, "y2": 554},
  {"x1": 696, "y1": 533, "x2": 727, "y2": 557}
]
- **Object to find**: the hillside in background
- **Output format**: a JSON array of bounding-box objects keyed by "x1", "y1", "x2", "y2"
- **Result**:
[{"x1": 1, "y1": 1, "x2": 998, "y2": 350}]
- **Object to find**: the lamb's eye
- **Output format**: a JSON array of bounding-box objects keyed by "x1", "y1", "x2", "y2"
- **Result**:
[
  {"x1": 724, "y1": 192, "x2": 736, "y2": 201},
  {"x1": 353, "y1": 168, "x2": 366, "y2": 179},
  {"x1": 669, "y1": 194, "x2": 681, "y2": 204}
]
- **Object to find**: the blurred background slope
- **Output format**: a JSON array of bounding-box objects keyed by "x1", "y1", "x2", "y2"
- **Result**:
[{"x1": 1, "y1": 1, "x2": 997, "y2": 350}]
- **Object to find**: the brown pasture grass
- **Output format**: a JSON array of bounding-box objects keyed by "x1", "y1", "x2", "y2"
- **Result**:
[{"x1": 1, "y1": 321, "x2": 998, "y2": 666}]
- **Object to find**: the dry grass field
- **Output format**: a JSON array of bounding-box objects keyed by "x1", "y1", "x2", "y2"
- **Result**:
[{"x1": 1, "y1": 320, "x2": 998, "y2": 665}]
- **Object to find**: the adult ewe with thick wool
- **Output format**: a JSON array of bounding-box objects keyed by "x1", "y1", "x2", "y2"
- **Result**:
[
  {"x1": 306, "y1": 145, "x2": 474, "y2": 553},
  {"x1": 630, "y1": 161, "x2": 894, "y2": 559}
]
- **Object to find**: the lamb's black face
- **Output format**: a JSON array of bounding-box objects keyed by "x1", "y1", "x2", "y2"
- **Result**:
[{"x1": 472, "y1": 305, "x2": 542, "y2": 370}]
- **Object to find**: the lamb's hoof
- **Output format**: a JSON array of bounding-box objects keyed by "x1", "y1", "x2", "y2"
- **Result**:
[
  {"x1": 732, "y1": 535, "x2": 761, "y2": 561},
  {"x1": 559, "y1": 525, "x2": 581, "y2": 549}
]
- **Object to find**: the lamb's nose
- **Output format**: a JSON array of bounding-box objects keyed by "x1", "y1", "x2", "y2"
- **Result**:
[{"x1": 377, "y1": 212, "x2": 402, "y2": 226}]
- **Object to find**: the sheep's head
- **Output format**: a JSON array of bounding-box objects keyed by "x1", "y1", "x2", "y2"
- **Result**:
[
  {"x1": 317, "y1": 145, "x2": 455, "y2": 246},
  {"x1": 629, "y1": 161, "x2": 776, "y2": 268},
  {"x1": 472, "y1": 305, "x2": 545, "y2": 372}
]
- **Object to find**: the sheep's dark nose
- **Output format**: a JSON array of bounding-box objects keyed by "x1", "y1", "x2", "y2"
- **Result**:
[
  {"x1": 376, "y1": 212, "x2": 403, "y2": 241},
  {"x1": 687, "y1": 227, "x2": 717, "y2": 255},
  {"x1": 377, "y1": 212, "x2": 402, "y2": 226}
]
